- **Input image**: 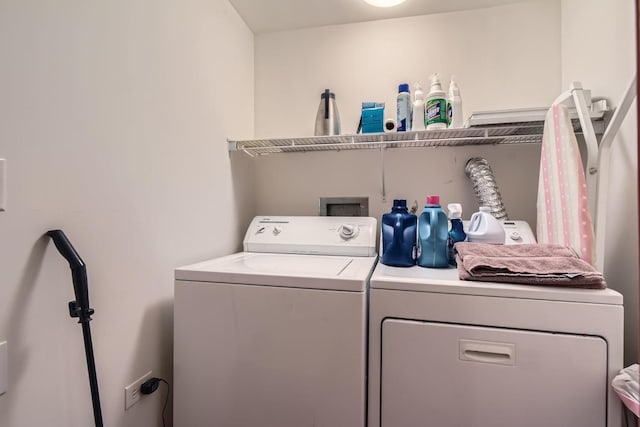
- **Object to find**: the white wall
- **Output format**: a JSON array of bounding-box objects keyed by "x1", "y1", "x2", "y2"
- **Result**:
[
  {"x1": 561, "y1": 0, "x2": 638, "y2": 364},
  {"x1": 0, "y1": 1, "x2": 255, "y2": 426},
  {"x1": 253, "y1": 1, "x2": 561, "y2": 229}
]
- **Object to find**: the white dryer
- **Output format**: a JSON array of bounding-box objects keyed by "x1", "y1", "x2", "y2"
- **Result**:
[
  {"x1": 368, "y1": 222, "x2": 624, "y2": 427},
  {"x1": 174, "y1": 216, "x2": 378, "y2": 427}
]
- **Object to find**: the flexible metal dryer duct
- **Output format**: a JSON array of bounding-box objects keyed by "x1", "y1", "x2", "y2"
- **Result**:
[{"x1": 464, "y1": 157, "x2": 509, "y2": 220}]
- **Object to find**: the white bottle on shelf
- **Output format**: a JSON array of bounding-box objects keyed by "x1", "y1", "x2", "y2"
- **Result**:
[
  {"x1": 425, "y1": 73, "x2": 447, "y2": 130},
  {"x1": 447, "y1": 76, "x2": 463, "y2": 129},
  {"x1": 411, "y1": 83, "x2": 426, "y2": 131}
]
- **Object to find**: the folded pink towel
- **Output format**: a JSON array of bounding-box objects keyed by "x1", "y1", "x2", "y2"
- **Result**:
[{"x1": 454, "y1": 242, "x2": 606, "y2": 289}]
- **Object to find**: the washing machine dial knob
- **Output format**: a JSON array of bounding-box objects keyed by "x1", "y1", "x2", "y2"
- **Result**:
[
  {"x1": 273, "y1": 226, "x2": 282, "y2": 235},
  {"x1": 339, "y1": 224, "x2": 359, "y2": 240},
  {"x1": 509, "y1": 231, "x2": 522, "y2": 242}
]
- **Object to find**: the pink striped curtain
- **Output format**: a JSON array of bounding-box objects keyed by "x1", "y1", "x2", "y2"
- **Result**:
[{"x1": 537, "y1": 103, "x2": 595, "y2": 265}]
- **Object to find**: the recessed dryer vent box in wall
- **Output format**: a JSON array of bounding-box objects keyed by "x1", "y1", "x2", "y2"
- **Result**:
[{"x1": 320, "y1": 197, "x2": 369, "y2": 217}]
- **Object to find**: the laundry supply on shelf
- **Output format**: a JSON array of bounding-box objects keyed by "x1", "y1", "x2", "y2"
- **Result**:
[
  {"x1": 447, "y1": 76, "x2": 463, "y2": 128},
  {"x1": 425, "y1": 73, "x2": 447, "y2": 130},
  {"x1": 411, "y1": 83, "x2": 425, "y2": 131},
  {"x1": 361, "y1": 102, "x2": 385, "y2": 133},
  {"x1": 454, "y1": 242, "x2": 606, "y2": 289},
  {"x1": 396, "y1": 83, "x2": 411, "y2": 132}
]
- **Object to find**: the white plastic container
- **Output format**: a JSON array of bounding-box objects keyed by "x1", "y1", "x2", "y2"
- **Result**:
[
  {"x1": 447, "y1": 76, "x2": 463, "y2": 129},
  {"x1": 466, "y1": 206, "x2": 505, "y2": 244},
  {"x1": 396, "y1": 83, "x2": 411, "y2": 132},
  {"x1": 425, "y1": 73, "x2": 447, "y2": 130},
  {"x1": 411, "y1": 83, "x2": 425, "y2": 131}
]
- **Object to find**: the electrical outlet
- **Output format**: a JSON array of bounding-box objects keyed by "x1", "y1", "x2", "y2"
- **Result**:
[{"x1": 124, "y1": 371, "x2": 152, "y2": 410}]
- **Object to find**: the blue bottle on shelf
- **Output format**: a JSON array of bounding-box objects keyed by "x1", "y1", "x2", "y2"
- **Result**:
[
  {"x1": 447, "y1": 203, "x2": 467, "y2": 266},
  {"x1": 417, "y1": 195, "x2": 449, "y2": 268},
  {"x1": 381, "y1": 199, "x2": 417, "y2": 267}
]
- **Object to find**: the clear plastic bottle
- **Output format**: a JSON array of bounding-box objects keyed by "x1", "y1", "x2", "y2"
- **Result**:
[
  {"x1": 447, "y1": 76, "x2": 463, "y2": 128},
  {"x1": 425, "y1": 74, "x2": 448, "y2": 130},
  {"x1": 417, "y1": 195, "x2": 449, "y2": 268},
  {"x1": 396, "y1": 83, "x2": 411, "y2": 132},
  {"x1": 447, "y1": 203, "x2": 467, "y2": 266},
  {"x1": 381, "y1": 199, "x2": 417, "y2": 267},
  {"x1": 411, "y1": 83, "x2": 425, "y2": 131}
]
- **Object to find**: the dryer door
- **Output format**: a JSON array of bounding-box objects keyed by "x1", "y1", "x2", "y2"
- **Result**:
[{"x1": 381, "y1": 319, "x2": 607, "y2": 427}]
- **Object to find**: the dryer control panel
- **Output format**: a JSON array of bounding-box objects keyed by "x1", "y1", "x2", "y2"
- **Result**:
[
  {"x1": 500, "y1": 220, "x2": 536, "y2": 244},
  {"x1": 462, "y1": 220, "x2": 536, "y2": 245},
  {"x1": 243, "y1": 216, "x2": 378, "y2": 257}
]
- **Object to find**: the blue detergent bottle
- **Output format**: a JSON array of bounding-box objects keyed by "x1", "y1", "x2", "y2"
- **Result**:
[
  {"x1": 381, "y1": 199, "x2": 417, "y2": 267},
  {"x1": 447, "y1": 203, "x2": 467, "y2": 266},
  {"x1": 417, "y1": 195, "x2": 449, "y2": 268}
]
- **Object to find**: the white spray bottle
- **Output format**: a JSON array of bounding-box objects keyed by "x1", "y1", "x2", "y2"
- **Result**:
[
  {"x1": 411, "y1": 82, "x2": 425, "y2": 131},
  {"x1": 447, "y1": 76, "x2": 463, "y2": 129}
]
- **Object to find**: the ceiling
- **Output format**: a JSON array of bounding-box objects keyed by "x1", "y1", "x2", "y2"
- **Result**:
[{"x1": 228, "y1": 0, "x2": 533, "y2": 34}]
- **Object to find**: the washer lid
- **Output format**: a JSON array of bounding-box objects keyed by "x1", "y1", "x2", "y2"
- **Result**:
[
  {"x1": 176, "y1": 252, "x2": 377, "y2": 291},
  {"x1": 370, "y1": 263, "x2": 623, "y2": 305}
]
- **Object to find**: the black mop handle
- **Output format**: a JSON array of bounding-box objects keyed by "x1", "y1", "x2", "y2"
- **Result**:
[
  {"x1": 47, "y1": 230, "x2": 104, "y2": 427},
  {"x1": 47, "y1": 229, "x2": 93, "y2": 323}
]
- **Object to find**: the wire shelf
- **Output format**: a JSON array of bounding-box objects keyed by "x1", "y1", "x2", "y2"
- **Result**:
[{"x1": 228, "y1": 119, "x2": 603, "y2": 157}]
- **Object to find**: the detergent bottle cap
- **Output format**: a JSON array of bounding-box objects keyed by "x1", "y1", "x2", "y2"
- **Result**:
[
  {"x1": 426, "y1": 195, "x2": 440, "y2": 205},
  {"x1": 392, "y1": 199, "x2": 407, "y2": 209},
  {"x1": 479, "y1": 206, "x2": 491, "y2": 213},
  {"x1": 398, "y1": 83, "x2": 410, "y2": 93},
  {"x1": 447, "y1": 203, "x2": 463, "y2": 219}
]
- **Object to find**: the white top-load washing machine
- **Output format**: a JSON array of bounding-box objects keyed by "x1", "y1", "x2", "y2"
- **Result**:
[
  {"x1": 368, "y1": 221, "x2": 624, "y2": 427},
  {"x1": 174, "y1": 216, "x2": 378, "y2": 427}
]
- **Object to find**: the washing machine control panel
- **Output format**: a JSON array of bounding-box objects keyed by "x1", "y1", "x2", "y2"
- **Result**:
[{"x1": 243, "y1": 216, "x2": 378, "y2": 257}]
